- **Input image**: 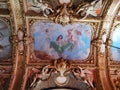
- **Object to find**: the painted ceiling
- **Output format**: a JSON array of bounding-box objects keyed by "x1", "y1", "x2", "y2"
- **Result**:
[{"x1": 0, "y1": 0, "x2": 120, "y2": 90}]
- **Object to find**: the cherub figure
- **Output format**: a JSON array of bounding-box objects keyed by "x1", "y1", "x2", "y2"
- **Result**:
[
  {"x1": 30, "y1": 65, "x2": 52, "y2": 88},
  {"x1": 27, "y1": 0, "x2": 54, "y2": 17},
  {"x1": 76, "y1": 0, "x2": 102, "y2": 19},
  {"x1": 72, "y1": 67, "x2": 95, "y2": 88}
]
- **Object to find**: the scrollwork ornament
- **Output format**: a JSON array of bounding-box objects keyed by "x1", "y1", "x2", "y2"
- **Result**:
[
  {"x1": 28, "y1": 59, "x2": 96, "y2": 88},
  {"x1": 54, "y1": 3, "x2": 72, "y2": 24}
]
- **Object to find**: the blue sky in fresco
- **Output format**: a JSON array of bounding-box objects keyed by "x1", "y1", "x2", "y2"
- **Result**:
[
  {"x1": 33, "y1": 21, "x2": 92, "y2": 60},
  {"x1": 0, "y1": 20, "x2": 11, "y2": 59},
  {"x1": 112, "y1": 26, "x2": 120, "y2": 61}
]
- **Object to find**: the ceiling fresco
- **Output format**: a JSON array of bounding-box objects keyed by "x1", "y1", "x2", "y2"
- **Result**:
[
  {"x1": 108, "y1": 6, "x2": 120, "y2": 65},
  {"x1": 111, "y1": 25, "x2": 120, "y2": 61},
  {"x1": 33, "y1": 21, "x2": 92, "y2": 60},
  {"x1": 27, "y1": 20, "x2": 97, "y2": 64},
  {"x1": 1, "y1": 0, "x2": 120, "y2": 90},
  {"x1": 108, "y1": 4, "x2": 120, "y2": 90},
  {"x1": 0, "y1": 20, "x2": 11, "y2": 59},
  {"x1": 0, "y1": 19, "x2": 12, "y2": 62},
  {"x1": 0, "y1": 18, "x2": 12, "y2": 90}
]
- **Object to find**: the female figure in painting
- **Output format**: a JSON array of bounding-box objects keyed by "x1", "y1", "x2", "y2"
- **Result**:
[
  {"x1": 48, "y1": 35, "x2": 62, "y2": 59},
  {"x1": 56, "y1": 35, "x2": 64, "y2": 48},
  {"x1": 50, "y1": 35, "x2": 74, "y2": 59}
]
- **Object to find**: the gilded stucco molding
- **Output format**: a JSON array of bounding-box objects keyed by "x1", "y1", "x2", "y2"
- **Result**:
[
  {"x1": 25, "y1": 17, "x2": 100, "y2": 66},
  {"x1": 8, "y1": 0, "x2": 25, "y2": 90},
  {"x1": 22, "y1": 59, "x2": 98, "y2": 90},
  {"x1": 98, "y1": 0, "x2": 120, "y2": 90},
  {"x1": 1, "y1": 0, "x2": 118, "y2": 90}
]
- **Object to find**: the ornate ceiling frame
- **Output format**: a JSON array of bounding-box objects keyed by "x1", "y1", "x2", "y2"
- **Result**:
[
  {"x1": 107, "y1": 7, "x2": 120, "y2": 66},
  {"x1": 20, "y1": 0, "x2": 113, "y2": 68},
  {"x1": 25, "y1": 17, "x2": 101, "y2": 67},
  {"x1": 108, "y1": 23, "x2": 120, "y2": 65},
  {"x1": 0, "y1": 17, "x2": 13, "y2": 65},
  {"x1": 0, "y1": 13, "x2": 14, "y2": 90},
  {"x1": 20, "y1": 0, "x2": 112, "y2": 89},
  {"x1": 0, "y1": 0, "x2": 116, "y2": 90},
  {"x1": 7, "y1": 0, "x2": 26, "y2": 90},
  {"x1": 107, "y1": 6, "x2": 120, "y2": 90},
  {"x1": 20, "y1": 0, "x2": 105, "y2": 89},
  {"x1": 104, "y1": 1, "x2": 120, "y2": 90},
  {"x1": 90, "y1": 0, "x2": 120, "y2": 90}
]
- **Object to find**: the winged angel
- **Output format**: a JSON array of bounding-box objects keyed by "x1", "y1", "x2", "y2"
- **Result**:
[
  {"x1": 27, "y1": 0, "x2": 54, "y2": 17},
  {"x1": 76, "y1": 0, "x2": 102, "y2": 19},
  {"x1": 27, "y1": 0, "x2": 102, "y2": 23}
]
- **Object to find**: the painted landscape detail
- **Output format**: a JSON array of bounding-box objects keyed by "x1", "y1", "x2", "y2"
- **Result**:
[
  {"x1": 33, "y1": 21, "x2": 92, "y2": 60},
  {"x1": 112, "y1": 26, "x2": 120, "y2": 61},
  {"x1": 0, "y1": 20, "x2": 11, "y2": 60}
]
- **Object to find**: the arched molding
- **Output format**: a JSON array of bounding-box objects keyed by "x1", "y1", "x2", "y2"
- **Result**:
[
  {"x1": 98, "y1": 0, "x2": 120, "y2": 90},
  {"x1": 8, "y1": 0, "x2": 25, "y2": 90}
]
